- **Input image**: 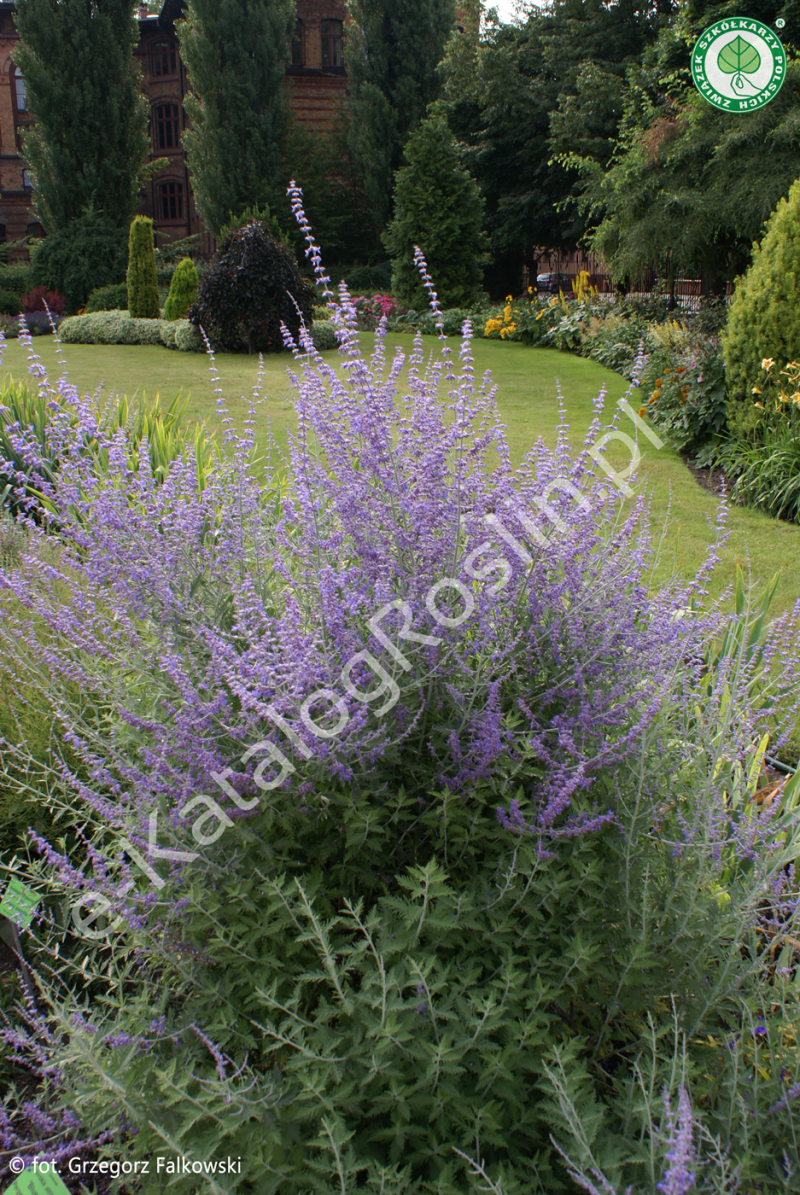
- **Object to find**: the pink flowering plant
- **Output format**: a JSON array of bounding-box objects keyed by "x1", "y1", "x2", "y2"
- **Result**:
[
  {"x1": 0, "y1": 189, "x2": 799, "y2": 1191},
  {"x1": 353, "y1": 291, "x2": 404, "y2": 330}
]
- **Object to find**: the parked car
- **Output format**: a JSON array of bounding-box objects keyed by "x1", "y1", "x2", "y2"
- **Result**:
[{"x1": 535, "y1": 272, "x2": 573, "y2": 294}]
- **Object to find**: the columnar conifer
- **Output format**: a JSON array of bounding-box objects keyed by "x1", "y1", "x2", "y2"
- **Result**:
[
  {"x1": 177, "y1": 0, "x2": 295, "y2": 237},
  {"x1": 12, "y1": 0, "x2": 149, "y2": 233},
  {"x1": 722, "y1": 178, "x2": 800, "y2": 437},
  {"x1": 127, "y1": 217, "x2": 160, "y2": 320},
  {"x1": 384, "y1": 111, "x2": 486, "y2": 309}
]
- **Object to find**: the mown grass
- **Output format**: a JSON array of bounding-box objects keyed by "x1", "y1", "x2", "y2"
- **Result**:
[{"x1": 2, "y1": 332, "x2": 800, "y2": 612}]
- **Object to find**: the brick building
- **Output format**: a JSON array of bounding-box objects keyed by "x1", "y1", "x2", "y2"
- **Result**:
[{"x1": 0, "y1": 0, "x2": 348, "y2": 257}]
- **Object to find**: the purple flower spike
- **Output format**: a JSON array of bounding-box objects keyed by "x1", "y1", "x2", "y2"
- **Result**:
[{"x1": 657, "y1": 1086, "x2": 697, "y2": 1195}]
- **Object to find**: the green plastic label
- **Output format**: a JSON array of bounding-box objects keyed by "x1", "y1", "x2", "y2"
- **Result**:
[
  {"x1": 4, "y1": 1164, "x2": 72, "y2": 1195},
  {"x1": 0, "y1": 878, "x2": 40, "y2": 931}
]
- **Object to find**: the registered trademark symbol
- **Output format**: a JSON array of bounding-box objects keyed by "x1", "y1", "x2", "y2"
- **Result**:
[{"x1": 776, "y1": 18, "x2": 786, "y2": 28}]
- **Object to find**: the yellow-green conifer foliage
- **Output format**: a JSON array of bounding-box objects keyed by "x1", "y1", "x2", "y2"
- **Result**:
[
  {"x1": 164, "y1": 257, "x2": 199, "y2": 322},
  {"x1": 723, "y1": 178, "x2": 800, "y2": 438},
  {"x1": 126, "y1": 216, "x2": 160, "y2": 320}
]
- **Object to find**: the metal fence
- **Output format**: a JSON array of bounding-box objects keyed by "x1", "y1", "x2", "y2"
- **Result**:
[{"x1": 534, "y1": 273, "x2": 732, "y2": 309}]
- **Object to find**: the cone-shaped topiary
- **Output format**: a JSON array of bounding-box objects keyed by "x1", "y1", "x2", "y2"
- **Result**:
[
  {"x1": 188, "y1": 221, "x2": 313, "y2": 353},
  {"x1": 722, "y1": 178, "x2": 800, "y2": 439},
  {"x1": 126, "y1": 216, "x2": 160, "y2": 320},
  {"x1": 164, "y1": 257, "x2": 199, "y2": 321},
  {"x1": 383, "y1": 109, "x2": 486, "y2": 310}
]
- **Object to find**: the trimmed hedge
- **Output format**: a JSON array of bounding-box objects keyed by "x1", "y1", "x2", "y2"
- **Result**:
[
  {"x1": 87, "y1": 283, "x2": 128, "y2": 313},
  {"x1": 58, "y1": 311, "x2": 203, "y2": 352},
  {"x1": 175, "y1": 320, "x2": 203, "y2": 352},
  {"x1": 160, "y1": 321, "x2": 177, "y2": 349},
  {"x1": 0, "y1": 289, "x2": 21, "y2": 316},
  {"x1": 0, "y1": 262, "x2": 34, "y2": 296},
  {"x1": 310, "y1": 320, "x2": 338, "y2": 351}
]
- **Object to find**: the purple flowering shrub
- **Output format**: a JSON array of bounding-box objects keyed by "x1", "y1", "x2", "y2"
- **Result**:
[{"x1": 0, "y1": 189, "x2": 799, "y2": 1190}]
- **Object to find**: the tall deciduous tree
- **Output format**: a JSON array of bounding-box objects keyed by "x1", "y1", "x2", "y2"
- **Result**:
[
  {"x1": 177, "y1": 0, "x2": 295, "y2": 237},
  {"x1": 347, "y1": 0, "x2": 456, "y2": 233},
  {"x1": 12, "y1": 0, "x2": 149, "y2": 233},
  {"x1": 566, "y1": 1, "x2": 800, "y2": 292},
  {"x1": 445, "y1": 0, "x2": 663, "y2": 294}
]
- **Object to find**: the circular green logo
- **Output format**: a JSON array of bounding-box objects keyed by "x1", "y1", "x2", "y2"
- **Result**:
[{"x1": 691, "y1": 19, "x2": 786, "y2": 111}]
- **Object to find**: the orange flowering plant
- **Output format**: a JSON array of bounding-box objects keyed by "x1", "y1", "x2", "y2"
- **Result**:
[{"x1": 643, "y1": 337, "x2": 728, "y2": 458}]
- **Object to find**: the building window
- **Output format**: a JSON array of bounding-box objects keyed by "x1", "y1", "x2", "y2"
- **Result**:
[
  {"x1": 158, "y1": 179, "x2": 184, "y2": 222},
  {"x1": 27, "y1": 221, "x2": 43, "y2": 239},
  {"x1": 154, "y1": 103, "x2": 181, "y2": 151},
  {"x1": 290, "y1": 19, "x2": 303, "y2": 66},
  {"x1": 320, "y1": 19, "x2": 343, "y2": 68},
  {"x1": 0, "y1": 224, "x2": 6, "y2": 244},
  {"x1": 22, "y1": 170, "x2": 32, "y2": 190},
  {"x1": 13, "y1": 69, "x2": 26, "y2": 112},
  {"x1": 151, "y1": 39, "x2": 177, "y2": 77}
]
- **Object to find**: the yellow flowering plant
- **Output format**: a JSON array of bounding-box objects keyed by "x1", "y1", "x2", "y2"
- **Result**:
[
  {"x1": 483, "y1": 293, "x2": 562, "y2": 344},
  {"x1": 749, "y1": 358, "x2": 800, "y2": 418},
  {"x1": 727, "y1": 363, "x2": 800, "y2": 523}
]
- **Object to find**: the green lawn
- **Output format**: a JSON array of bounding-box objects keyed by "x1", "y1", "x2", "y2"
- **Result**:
[{"x1": 3, "y1": 331, "x2": 800, "y2": 611}]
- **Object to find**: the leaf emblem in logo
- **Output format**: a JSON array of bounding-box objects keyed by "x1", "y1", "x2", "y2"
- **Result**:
[{"x1": 717, "y1": 35, "x2": 761, "y2": 92}]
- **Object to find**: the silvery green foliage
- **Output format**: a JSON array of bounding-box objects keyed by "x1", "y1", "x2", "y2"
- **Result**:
[
  {"x1": 57, "y1": 311, "x2": 203, "y2": 351},
  {"x1": 0, "y1": 197, "x2": 798, "y2": 1190},
  {"x1": 173, "y1": 319, "x2": 204, "y2": 352},
  {"x1": 59, "y1": 311, "x2": 167, "y2": 346},
  {"x1": 6, "y1": 707, "x2": 800, "y2": 1191}
]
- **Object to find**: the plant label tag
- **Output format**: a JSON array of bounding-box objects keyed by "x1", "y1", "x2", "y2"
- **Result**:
[
  {"x1": 0, "y1": 878, "x2": 40, "y2": 931},
  {"x1": 4, "y1": 1165, "x2": 72, "y2": 1195}
]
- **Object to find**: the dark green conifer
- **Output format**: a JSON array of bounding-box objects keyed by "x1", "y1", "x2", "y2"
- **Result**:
[
  {"x1": 177, "y1": 0, "x2": 295, "y2": 236},
  {"x1": 12, "y1": 0, "x2": 149, "y2": 233},
  {"x1": 384, "y1": 110, "x2": 486, "y2": 310}
]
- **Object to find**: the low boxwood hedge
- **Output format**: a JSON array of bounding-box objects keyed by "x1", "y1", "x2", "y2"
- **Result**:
[{"x1": 86, "y1": 283, "x2": 129, "y2": 313}]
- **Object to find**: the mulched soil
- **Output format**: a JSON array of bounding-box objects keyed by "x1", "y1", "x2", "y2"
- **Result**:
[
  {"x1": 682, "y1": 454, "x2": 730, "y2": 499},
  {"x1": 0, "y1": 931, "x2": 23, "y2": 996}
]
